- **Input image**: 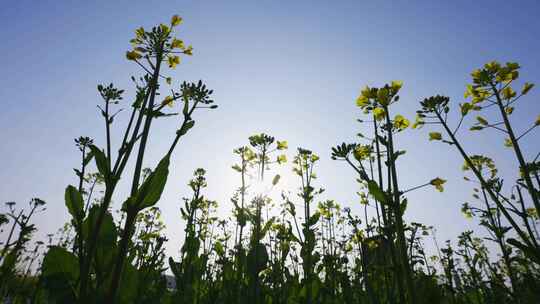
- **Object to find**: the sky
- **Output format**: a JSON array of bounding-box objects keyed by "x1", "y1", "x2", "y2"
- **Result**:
[{"x1": 1, "y1": 0, "x2": 539, "y2": 258}]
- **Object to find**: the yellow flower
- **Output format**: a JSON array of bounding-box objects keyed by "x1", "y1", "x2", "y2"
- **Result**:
[
  {"x1": 377, "y1": 87, "x2": 390, "y2": 106},
  {"x1": 360, "y1": 86, "x2": 372, "y2": 98},
  {"x1": 355, "y1": 95, "x2": 369, "y2": 108},
  {"x1": 277, "y1": 140, "x2": 288, "y2": 150},
  {"x1": 476, "y1": 116, "x2": 489, "y2": 126},
  {"x1": 391, "y1": 80, "x2": 403, "y2": 92},
  {"x1": 171, "y1": 38, "x2": 184, "y2": 49},
  {"x1": 504, "y1": 138, "x2": 513, "y2": 148},
  {"x1": 353, "y1": 145, "x2": 371, "y2": 161},
  {"x1": 171, "y1": 15, "x2": 183, "y2": 27},
  {"x1": 135, "y1": 27, "x2": 145, "y2": 39},
  {"x1": 471, "y1": 69, "x2": 483, "y2": 81},
  {"x1": 501, "y1": 86, "x2": 516, "y2": 100},
  {"x1": 412, "y1": 114, "x2": 424, "y2": 129},
  {"x1": 485, "y1": 61, "x2": 501, "y2": 73},
  {"x1": 393, "y1": 114, "x2": 410, "y2": 130},
  {"x1": 277, "y1": 154, "x2": 287, "y2": 164},
  {"x1": 464, "y1": 84, "x2": 474, "y2": 98},
  {"x1": 526, "y1": 208, "x2": 539, "y2": 219},
  {"x1": 462, "y1": 204, "x2": 473, "y2": 219},
  {"x1": 430, "y1": 177, "x2": 446, "y2": 192},
  {"x1": 373, "y1": 107, "x2": 385, "y2": 121},
  {"x1": 167, "y1": 55, "x2": 180, "y2": 68},
  {"x1": 160, "y1": 24, "x2": 170, "y2": 34},
  {"x1": 311, "y1": 154, "x2": 320, "y2": 162},
  {"x1": 184, "y1": 45, "x2": 193, "y2": 56},
  {"x1": 472, "y1": 88, "x2": 490, "y2": 103},
  {"x1": 506, "y1": 62, "x2": 520, "y2": 70},
  {"x1": 429, "y1": 132, "x2": 442, "y2": 141},
  {"x1": 522, "y1": 82, "x2": 534, "y2": 95},
  {"x1": 162, "y1": 96, "x2": 174, "y2": 107},
  {"x1": 460, "y1": 102, "x2": 473, "y2": 116},
  {"x1": 126, "y1": 50, "x2": 142, "y2": 61}
]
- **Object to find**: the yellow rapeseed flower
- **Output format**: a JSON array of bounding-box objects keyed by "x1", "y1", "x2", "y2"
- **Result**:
[
  {"x1": 171, "y1": 38, "x2": 184, "y2": 49},
  {"x1": 373, "y1": 107, "x2": 385, "y2": 121},
  {"x1": 162, "y1": 96, "x2": 174, "y2": 107},
  {"x1": 167, "y1": 55, "x2": 180, "y2": 68},
  {"x1": 171, "y1": 15, "x2": 183, "y2": 27},
  {"x1": 135, "y1": 27, "x2": 145, "y2": 39},
  {"x1": 393, "y1": 114, "x2": 410, "y2": 130},
  {"x1": 429, "y1": 132, "x2": 442, "y2": 141},
  {"x1": 184, "y1": 45, "x2": 193, "y2": 56},
  {"x1": 430, "y1": 177, "x2": 446, "y2": 192},
  {"x1": 126, "y1": 50, "x2": 142, "y2": 61}
]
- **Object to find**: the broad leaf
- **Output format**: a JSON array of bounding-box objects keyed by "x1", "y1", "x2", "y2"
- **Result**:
[
  {"x1": 41, "y1": 246, "x2": 79, "y2": 302},
  {"x1": 125, "y1": 156, "x2": 170, "y2": 211},
  {"x1": 367, "y1": 180, "x2": 387, "y2": 204},
  {"x1": 65, "y1": 185, "x2": 84, "y2": 222},
  {"x1": 90, "y1": 145, "x2": 110, "y2": 179}
]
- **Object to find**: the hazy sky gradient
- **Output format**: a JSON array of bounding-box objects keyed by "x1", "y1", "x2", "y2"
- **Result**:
[{"x1": 1, "y1": 0, "x2": 539, "y2": 257}]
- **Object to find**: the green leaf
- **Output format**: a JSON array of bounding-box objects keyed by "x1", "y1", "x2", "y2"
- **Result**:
[
  {"x1": 83, "y1": 150, "x2": 94, "y2": 166},
  {"x1": 367, "y1": 180, "x2": 387, "y2": 204},
  {"x1": 400, "y1": 198, "x2": 408, "y2": 216},
  {"x1": 507, "y1": 238, "x2": 540, "y2": 264},
  {"x1": 128, "y1": 156, "x2": 171, "y2": 211},
  {"x1": 169, "y1": 257, "x2": 182, "y2": 278},
  {"x1": 121, "y1": 197, "x2": 136, "y2": 212},
  {"x1": 178, "y1": 120, "x2": 195, "y2": 136},
  {"x1": 261, "y1": 217, "x2": 276, "y2": 239},
  {"x1": 247, "y1": 243, "x2": 269, "y2": 274},
  {"x1": 89, "y1": 145, "x2": 110, "y2": 179},
  {"x1": 308, "y1": 212, "x2": 320, "y2": 226},
  {"x1": 214, "y1": 241, "x2": 225, "y2": 256},
  {"x1": 65, "y1": 185, "x2": 84, "y2": 222},
  {"x1": 41, "y1": 246, "x2": 79, "y2": 302},
  {"x1": 117, "y1": 263, "x2": 139, "y2": 303},
  {"x1": 82, "y1": 205, "x2": 117, "y2": 247}
]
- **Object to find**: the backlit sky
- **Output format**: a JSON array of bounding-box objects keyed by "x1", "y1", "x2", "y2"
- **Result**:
[{"x1": 1, "y1": 0, "x2": 539, "y2": 257}]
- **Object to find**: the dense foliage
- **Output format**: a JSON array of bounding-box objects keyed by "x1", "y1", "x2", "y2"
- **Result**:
[{"x1": 1, "y1": 16, "x2": 539, "y2": 304}]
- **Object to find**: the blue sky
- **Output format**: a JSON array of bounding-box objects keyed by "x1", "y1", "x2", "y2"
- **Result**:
[{"x1": 1, "y1": 0, "x2": 539, "y2": 257}]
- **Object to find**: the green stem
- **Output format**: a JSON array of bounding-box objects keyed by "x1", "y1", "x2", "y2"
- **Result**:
[
  {"x1": 491, "y1": 83, "x2": 540, "y2": 219},
  {"x1": 384, "y1": 107, "x2": 416, "y2": 303},
  {"x1": 436, "y1": 110, "x2": 539, "y2": 258}
]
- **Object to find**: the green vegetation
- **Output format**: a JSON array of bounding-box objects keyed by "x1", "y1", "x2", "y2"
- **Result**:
[{"x1": 1, "y1": 16, "x2": 539, "y2": 304}]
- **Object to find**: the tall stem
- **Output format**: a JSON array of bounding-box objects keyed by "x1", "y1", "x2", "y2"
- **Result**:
[
  {"x1": 106, "y1": 46, "x2": 164, "y2": 303},
  {"x1": 436, "y1": 110, "x2": 539, "y2": 257},
  {"x1": 384, "y1": 108, "x2": 416, "y2": 303},
  {"x1": 491, "y1": 83, "x2": 540, "y2": 218}
]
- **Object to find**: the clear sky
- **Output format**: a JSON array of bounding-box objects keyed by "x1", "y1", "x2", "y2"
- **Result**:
[{"x1": 1, "y1": 0, "x2": 539, "y2": 257}]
